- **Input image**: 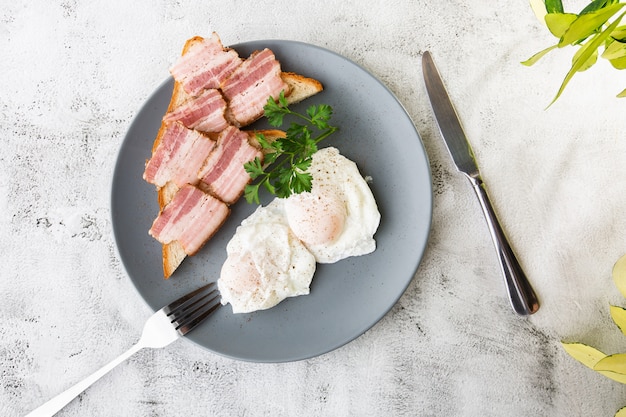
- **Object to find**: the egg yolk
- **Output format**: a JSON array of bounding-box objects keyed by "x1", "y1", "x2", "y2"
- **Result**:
[
  {"x1": 284, "y1": 191, "x2": 346, "y2": 246},
  {"x1": 220, "y1": 252, "x2": 261, "y2": 295}
]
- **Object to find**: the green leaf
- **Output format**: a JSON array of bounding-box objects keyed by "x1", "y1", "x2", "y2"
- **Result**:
[
  {"x1": 275, "y1": 171, "x2": 293, "y2": 198},
  {"x1": 521, "y1": 44, "x2": 559, "y2": 66},
  {"x1": 292, "y1": 171, "x2": 313, "y2": 194},
  {"x1": 618, "y1": 87, "x2": 626, "y2": 97},
  {"x1": 263, "y1": 151, "x2": 278, "y2": 165},
  {"x1": 261, "y1": 178, "x2": 275, "y2": 194},
  {"x1": 546, "y1": 13, "x2": 578, "y2": 37},
  {"x1": 580, "y1": 0, "x2": 620, "y2": 15},
  {"x1": 612, "y1": 25, "x2": 626, "y2": 41},
  {"x1": 244, "y1": 183, "x2": 261, "y2": 204},
  {"x1": 545, "y1": 0, "x2": 564, "y2": 14},
  {"x1": 294, "y1": 156, "x2": 313, "y2": 172},
  {"x1": 609, "y1": 55, "x2": 626, "y2": 68},
  {"x1": 562, "y1": 342, "x2": 606, "y2": 369},
  {"x1": 244, "y1": 157, "x2": 264, "y2": 179},
  {"x1": 613, "y1": 254, "x2": 626, "y2": 298},
  {"x1": 572, "y1": 43, "x2": 598, "y2": 71},
  {"x1": 603, "y1": 38, "x2": 626, "y2": 59},
  {"x1": 549, "y1": 11, "x2": 626, "y2": 106},
  {"x1": 559, "y1": 3, "x2": 626, "y2": 46},
  {"x1": 263, "y1": 92, "x2": 290, "y2": 127},
  {"x1": 255, "y1": 133, "x2": 273, "y2": 150},
  {"x1": 610, "y1": 305, "x2": 626, "y2": 336},
  {"x1": 278, "y1": 90, "x2": 289, "y2": 108},
  {"x1": 308, "y1": 104, "x2": 334, "y2": 130},
  {"x1": 594, "y1": 354, "x2": 626, "y2": 383}
]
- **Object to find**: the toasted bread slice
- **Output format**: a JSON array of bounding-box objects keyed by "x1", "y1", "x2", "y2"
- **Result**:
[
  {"x1": 151, "y1": 34, "x2": 322, "y2": 279},
  {"x1": 281, "y1": 72, "x2": 323, "y2": 104}
]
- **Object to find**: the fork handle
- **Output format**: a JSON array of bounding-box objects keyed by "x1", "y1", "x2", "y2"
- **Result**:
[{"x1": 25, "y1": 342, "x2": 144, "y2": 417}]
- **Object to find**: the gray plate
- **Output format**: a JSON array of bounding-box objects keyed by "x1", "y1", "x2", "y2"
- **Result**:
[{"x1": 111, "y1": 40, "x2": 432, "y2": 362}]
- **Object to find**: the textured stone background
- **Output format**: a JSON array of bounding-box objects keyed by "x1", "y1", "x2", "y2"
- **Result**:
[{"x1": 3, "y1": 0, "x2": 626, "y2": 416}]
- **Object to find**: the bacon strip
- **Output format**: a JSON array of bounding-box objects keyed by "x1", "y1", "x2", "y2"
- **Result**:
[
  {"x1": 149, "y1": 184, "x2": 230, "y2": 255},
  {"x1": 197, "y1": 126, "x2": 263, "y2": 205},
  {"x1": 143, "y1": 122, "x2": 216, "y2": 188},
  {"x1": 169, "y1": 33, "x2": 242, "y2": 97},
  {"x1": 162, "y1": 89, "x2": 229, "y2": 133},
  {"x1": 221, "y1": 48, "x2": 289, "y2": 127}
]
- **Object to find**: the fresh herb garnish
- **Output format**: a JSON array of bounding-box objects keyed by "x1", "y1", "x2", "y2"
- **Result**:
[
  {"x1": 524, "y1": 0, "x2": 626, "y2": 105},
  {"x1": 243, "y1": 91, "x2": 338, "y2": 204}
]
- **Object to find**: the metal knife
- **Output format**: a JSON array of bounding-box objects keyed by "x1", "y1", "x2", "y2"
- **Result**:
[{"x1": 422, "y1": 51, "x2": 540, "y2": 316}]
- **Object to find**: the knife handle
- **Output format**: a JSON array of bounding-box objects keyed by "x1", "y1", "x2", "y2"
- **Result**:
[{"x1": 467, "y1": 176, "x2": 540, "y2": 315}]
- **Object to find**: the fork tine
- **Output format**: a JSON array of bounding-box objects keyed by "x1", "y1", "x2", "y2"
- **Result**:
[
  {"x1": 174, "y1": 294, "x2": 221, "y2": 335},
  {"x1": 163, "y1": 282, "x2": 216, "y2": 312},
  {"x1": 163, "y1": 282, "x2": 221, "y2": 335}
]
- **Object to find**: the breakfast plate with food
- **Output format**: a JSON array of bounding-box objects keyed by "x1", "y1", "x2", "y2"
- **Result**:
[{"x1": 111, "y1": 34, "x2": 432, "y2": 362}]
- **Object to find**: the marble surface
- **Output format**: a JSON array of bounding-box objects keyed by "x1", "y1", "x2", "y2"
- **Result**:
[{"x1": 3, "y1": 1, "x2": 626, "y2": 416}]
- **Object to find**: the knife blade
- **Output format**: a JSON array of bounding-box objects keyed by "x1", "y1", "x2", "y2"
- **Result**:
[{"x1": 422, "y1": 51, "x2": 540, "y2": 315}]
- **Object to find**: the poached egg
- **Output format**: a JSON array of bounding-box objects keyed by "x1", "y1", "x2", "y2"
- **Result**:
[
  {"x1": 218, "y1": 147, "x2": 380, "y2": 313},
  {"x1": 217, "y1": 201, "x2": 316, "y2": 314},
  {"x1": 284, "y1": 146, "x2": 380, "y2": 263}
]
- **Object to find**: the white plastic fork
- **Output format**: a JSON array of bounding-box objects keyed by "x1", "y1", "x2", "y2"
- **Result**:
[{"x1": 25, "y1": 282, "x2": 221, "y2": 417}]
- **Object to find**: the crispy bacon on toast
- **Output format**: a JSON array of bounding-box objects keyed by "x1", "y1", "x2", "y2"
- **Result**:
[{"x1": 144, "y1": 33, "x2": 322, "y2": 278}]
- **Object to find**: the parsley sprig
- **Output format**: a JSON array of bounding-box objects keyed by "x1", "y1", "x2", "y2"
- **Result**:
[{"x1": 244, "y1": 92, "x2": 338, "y2": 204}]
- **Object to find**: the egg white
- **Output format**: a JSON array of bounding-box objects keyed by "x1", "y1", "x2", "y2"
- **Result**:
[{"x1": 217, "y1": 201, "x2": 317, "y2": 314}]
